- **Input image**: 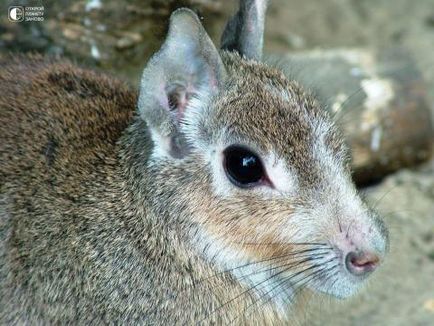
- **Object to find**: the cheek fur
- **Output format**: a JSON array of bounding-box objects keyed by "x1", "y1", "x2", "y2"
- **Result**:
[{"x1": 188, "y1": 187, "x2": 300, "y2": 263}]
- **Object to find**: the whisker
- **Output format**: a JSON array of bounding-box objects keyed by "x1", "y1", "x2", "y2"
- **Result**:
[
  {"x1": 223, "y1": 251, "x2": 330, "y2": 285},
  {"x1": 196, "y1": 255, "x2": 327, "y2": 324},
  {"x1": 303, "y1": 264, "x2": 340, "y2": 293},
  {"x1": 345, "y1": 220, "x2": 355, "y2": 239},
  {"x1": 227, "y1": 255, "x2": 338, "y2": 324},
  {"x1": 370, "y1": 184, "x2": 400, "y2": 210},
  {"x1": 145, "y1": 245, "x2": 332, "y2": 321},
  {"x1": 379, "y1": 208, "x2": 418, "y2": 217},
  {"x1": 329, "y1": 86, "x2": 366, "y2": 121},
  {"x1": 198, "y1": 246, "x2": 332, "y2": 285},
  {"x1": 296, "y1": 269, "x2": 340, "y2": 322},
  {"x1": 233, "y1": 241, "x2": 330, "y2": 247},
  {"x1": 233, "y1": 261, "x2": 339, "y2": 324}
]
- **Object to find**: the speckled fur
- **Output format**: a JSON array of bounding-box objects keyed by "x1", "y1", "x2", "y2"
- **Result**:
[
  {"x1": 0, "y1": 53, "x2": 296, "y2": 324},
  {"x1": 0, "y1": 19, "x2": 388, "y2": 326}
]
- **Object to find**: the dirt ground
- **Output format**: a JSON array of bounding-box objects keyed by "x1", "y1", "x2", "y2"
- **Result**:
[
  {"x1": 262, "y1": 0, "x2": 434, "y2": 112},
  {"x1": 259, "y1": 1, "x2": 434, "y2": 325},
  {"x1": 306, "y1": 163, "x2": 434, "y2": 325},
  {"x1": 1, "y1": 0, "x2": 433, "y2": 324}
]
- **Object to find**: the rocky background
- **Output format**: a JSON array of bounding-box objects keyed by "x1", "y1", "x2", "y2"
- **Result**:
[{"x1": 1, "y1": 0, "x2": 434, "y2": 325}]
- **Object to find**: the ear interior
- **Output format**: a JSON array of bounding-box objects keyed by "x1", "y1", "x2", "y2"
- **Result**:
[
  {"x1": 221, "y1": 0, "x2": 269, "y2": 61},
  {"x1": 138, "y1": 8, "x2": 225, "y2": 159}
]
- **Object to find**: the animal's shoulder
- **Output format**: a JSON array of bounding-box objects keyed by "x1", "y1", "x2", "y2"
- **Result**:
[{"x1": 0, "y1": 54, "x2": 136, "y2": 183}]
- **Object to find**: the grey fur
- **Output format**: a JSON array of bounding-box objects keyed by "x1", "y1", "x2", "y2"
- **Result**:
[
  {"x1": 0, "y1": 3, "x2": 388, "y2": 325},
  {"x1": 138, "y1": 9, "x2": 226, "y2": 158},
  {"x1": 221, "y1": 0, "x2": 269, "y2": 60}
]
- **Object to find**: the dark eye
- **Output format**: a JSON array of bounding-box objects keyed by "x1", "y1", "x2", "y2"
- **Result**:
[{"x1": 223, "y1": 145, "x2": 265, "y2": 188}]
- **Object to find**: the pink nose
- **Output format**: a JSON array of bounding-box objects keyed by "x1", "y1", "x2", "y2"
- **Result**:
[{"x1": 345, "y1": 251, "x2": 380, "y2": 276}]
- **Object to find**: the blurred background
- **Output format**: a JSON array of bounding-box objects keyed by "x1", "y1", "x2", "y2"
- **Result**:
[{"x1": 1, "y1": 0, "x2": 434, "y2": 324}]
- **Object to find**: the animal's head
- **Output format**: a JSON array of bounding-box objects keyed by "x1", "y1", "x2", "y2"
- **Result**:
[{"x1": 137, "y1": 0, "x2": 389, "y2": 305}]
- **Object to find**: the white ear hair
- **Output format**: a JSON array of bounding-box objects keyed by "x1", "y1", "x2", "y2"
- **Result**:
[{"x1": 138, "y1": 8, "x2": 226, "y2": 158}]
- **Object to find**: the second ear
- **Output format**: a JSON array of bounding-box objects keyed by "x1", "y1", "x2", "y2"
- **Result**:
[{"x1": 220, "y1": 0, "x2": 269, "y2": 60}]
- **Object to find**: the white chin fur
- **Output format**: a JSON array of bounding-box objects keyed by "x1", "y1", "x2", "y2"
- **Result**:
[
  {"x1": 191, "y1": 227, "x2": 297, "y2": 317},
  {"x1": 310, "y1": 273, "x2": 363, "y2": 299},
  {"x1": 303, "y1": 253, "x2": 365, "y2": 299}
]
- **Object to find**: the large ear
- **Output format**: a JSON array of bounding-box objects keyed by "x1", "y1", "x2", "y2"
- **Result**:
[
  {"x1": 220, "y1": 0, "x2": 269, "y2": 61},
  {"x1": 138, "y1": 8, "x2": 226, "y2": 159}
]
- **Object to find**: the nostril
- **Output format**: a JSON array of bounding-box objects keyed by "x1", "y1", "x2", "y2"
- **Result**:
[{"x1": 345, "y1": 251, "x2": 380, "y2": 276}]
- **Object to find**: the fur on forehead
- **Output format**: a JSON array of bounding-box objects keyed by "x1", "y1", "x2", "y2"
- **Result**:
[{"x1": 182, "y1": 52, "x2": 335, "y2": 158}]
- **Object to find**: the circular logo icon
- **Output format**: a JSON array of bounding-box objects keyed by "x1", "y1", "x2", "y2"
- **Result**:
[{"x1": 8, "y1": 6, "x2": 24, "y2": 22}]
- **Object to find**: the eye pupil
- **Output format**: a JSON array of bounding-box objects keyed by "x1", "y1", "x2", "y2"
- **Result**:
[{"x1": 224, "y1": 146, "x2": 265, "y2": 188}]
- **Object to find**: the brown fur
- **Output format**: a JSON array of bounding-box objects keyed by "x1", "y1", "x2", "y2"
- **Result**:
[
  {"x1": 0, "y1": 54, "x2": 300, "y2": 324},
  {"x1": 0, "y1": 20, "x2": 388, "y2": 322},
  {"x1": 1, "y1": 2, "x2": 390, "y2": 323}
]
